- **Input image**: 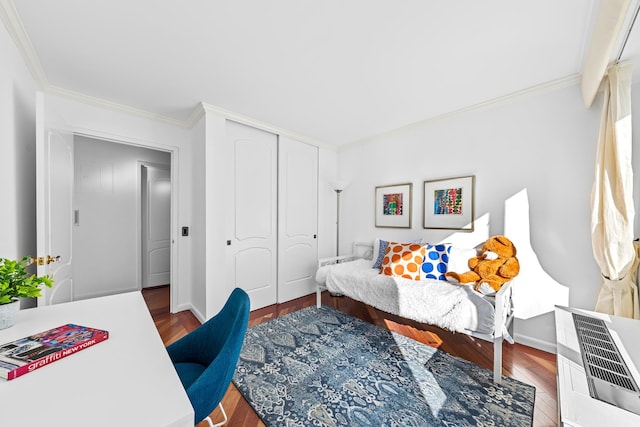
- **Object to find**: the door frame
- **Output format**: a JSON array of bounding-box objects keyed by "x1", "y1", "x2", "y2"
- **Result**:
[{"x1": 72, "y1": 130, "x2": 179, "y2": 312}]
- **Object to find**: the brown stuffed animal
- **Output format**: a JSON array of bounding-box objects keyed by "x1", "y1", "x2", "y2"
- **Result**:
[{"x1": 445, "y1": 235, "x2": 520, "y2": 294}]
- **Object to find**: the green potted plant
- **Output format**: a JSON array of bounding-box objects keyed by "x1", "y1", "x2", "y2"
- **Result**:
[{"x1": 0, "y1": 256, "x2": 53, "y2": 329}]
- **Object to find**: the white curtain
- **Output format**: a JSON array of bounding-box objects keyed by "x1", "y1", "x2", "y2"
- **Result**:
[{"x1": 591, "y1": 62, "x2": 640, "y2": 319}]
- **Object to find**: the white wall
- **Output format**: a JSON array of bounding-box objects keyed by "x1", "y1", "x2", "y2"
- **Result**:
[
  {"x1": 337, "y1": 81, "x2": 606, "y2": 349},
  {"x1": 73, "y1": 135, "x2": 170, "y2": 300},
  {"x1": 0, "y1": 17, "x2": 37, "y2": 263},
  {"x1": 202, "y1": 112, "x2": 228, "y2": 319},
  {"x1": 318, "y1": 148, "x2": 339, "y2": 259},
  {"x1": 186, "y1": 115, "x2": 206, "y2": 320}
]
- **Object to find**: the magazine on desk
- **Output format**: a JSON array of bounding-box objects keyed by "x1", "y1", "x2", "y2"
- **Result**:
[{"x1": 0, "y1": 324, "x2": 109, "y2": 380}]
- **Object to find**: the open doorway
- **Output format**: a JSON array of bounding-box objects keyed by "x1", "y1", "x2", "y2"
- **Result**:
[{"x1": 73, "y1": 135, "x2": 171, "y2": 300}]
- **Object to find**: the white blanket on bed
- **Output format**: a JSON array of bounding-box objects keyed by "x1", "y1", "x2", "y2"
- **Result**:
[{"x1": 316, "y1": 259, "x2": 495, "y2": 335}]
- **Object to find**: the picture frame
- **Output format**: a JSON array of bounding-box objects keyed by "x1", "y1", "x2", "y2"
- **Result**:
[
  {"x1": 423, "y1": 175, "x2": 475, "y2": 231},
  {"x1": 375, "y1": 183, "x2": 412, "y2": 228}
]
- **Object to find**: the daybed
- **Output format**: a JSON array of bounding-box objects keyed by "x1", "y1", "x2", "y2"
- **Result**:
[{"x1": 315, "y1": 241, "x2": 515, "y2": 384}]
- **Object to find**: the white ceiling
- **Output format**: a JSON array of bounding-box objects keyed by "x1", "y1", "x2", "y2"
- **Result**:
[{"x1": 5, "y1": 0, "x2": 639, "y2": 147}]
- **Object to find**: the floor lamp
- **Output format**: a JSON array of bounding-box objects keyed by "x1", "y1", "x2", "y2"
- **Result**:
[
  {"x1": 333, "y1": 182, "x2": 348, "y2": 257},
  {"x1": 335, "y1": 188, "x2": 343, "y2": 257},
  {"x1": 332, "y1": 182, "x2": 348, "y2": 297}
]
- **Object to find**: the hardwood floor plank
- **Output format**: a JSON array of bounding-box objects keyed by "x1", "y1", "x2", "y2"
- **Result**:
[{"x1": 143, "y1": 287, "x2": 558, "y2": 426}]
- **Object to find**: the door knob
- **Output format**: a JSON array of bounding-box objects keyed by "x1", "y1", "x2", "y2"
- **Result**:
[{"x1": 31, "y1": 255, "x2": 61, "y2": 266}]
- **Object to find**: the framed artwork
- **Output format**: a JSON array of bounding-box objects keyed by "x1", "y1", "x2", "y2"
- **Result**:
[
  {"x1": 423, "y1": 175, "x2": 475, "y2": 231},
  {"x1": 375, "y1": 183, "x2": 412, "y2": 228}
]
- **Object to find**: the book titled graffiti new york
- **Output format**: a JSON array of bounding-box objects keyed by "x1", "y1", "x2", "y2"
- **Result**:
[{"x1": 0, "y1": 324, "x2": 109, "y2": 380}]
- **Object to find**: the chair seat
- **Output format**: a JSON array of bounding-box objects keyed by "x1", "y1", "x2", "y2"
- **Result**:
[{"x1": 174, "y1": 362, "x2": 207, "y2": 389}]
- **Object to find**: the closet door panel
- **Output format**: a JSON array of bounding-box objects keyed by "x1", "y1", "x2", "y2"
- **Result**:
[
  {"x1": 278, "y1": 136, "x2": 318, "y2": 302},
  {"x1": 234, "y1": 248, "x2": 272, "y2": 291},
  {"x1": 234, "y1": 140, "x2": 274, "y2": 240},
  {"x1": 282, "y1": 243, "x2": 315, "y2": 281},
  {"x1": 226, "y1": 121, "x2": 278, "y2": 310}
]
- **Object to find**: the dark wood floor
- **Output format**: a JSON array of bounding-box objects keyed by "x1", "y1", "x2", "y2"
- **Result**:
[{"x1": 142, "y1": 286, "x2": 558, "y2": 427}]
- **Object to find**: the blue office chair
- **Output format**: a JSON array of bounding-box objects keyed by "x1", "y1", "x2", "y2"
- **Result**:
[{"x1": 167, "y1": 288, "x2": 250, "y2": 427}]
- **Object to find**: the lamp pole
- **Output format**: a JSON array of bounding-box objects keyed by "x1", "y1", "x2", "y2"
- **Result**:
[{"x1": 335, "y1": 188, "x2": 342, "y2": 257}]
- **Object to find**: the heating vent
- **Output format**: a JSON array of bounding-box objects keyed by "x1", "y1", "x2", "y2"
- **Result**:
[{"x1": 573, "y1": 313, "x2": 640, "y2": 415}]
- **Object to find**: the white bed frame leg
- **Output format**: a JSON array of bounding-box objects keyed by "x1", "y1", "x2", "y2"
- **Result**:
[
  {"x1": 493, "y1": 336, "x2": 503, "y2": 384},
  {"x1": 491, "y1": 280, "x2": 512, "y2": 384},
  {"x1": 316, "y1": 284, "x2": 324, "y2": 308}
]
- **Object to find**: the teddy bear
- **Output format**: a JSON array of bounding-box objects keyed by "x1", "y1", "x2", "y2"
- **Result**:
[{"x1": 445, "y1": 235, "x2": 520, "y2": 294}]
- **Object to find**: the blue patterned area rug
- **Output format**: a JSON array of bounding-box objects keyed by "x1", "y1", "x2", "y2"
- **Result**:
[{"x1": 233, "y1": 306, "x2": 535, "y2": 426}]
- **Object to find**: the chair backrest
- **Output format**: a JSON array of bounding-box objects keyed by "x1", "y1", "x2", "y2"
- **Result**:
[{"x1": 180, "y1": 288, "x2": 250, "y2": 423}]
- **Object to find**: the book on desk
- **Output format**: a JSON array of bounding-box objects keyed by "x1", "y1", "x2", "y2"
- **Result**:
[{"x1": 0, "y1": 323, "x2": 109, "y2": 380}]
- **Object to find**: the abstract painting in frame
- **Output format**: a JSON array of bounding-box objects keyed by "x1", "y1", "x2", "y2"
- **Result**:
[
  {"x1": 423, "y1": 175, "x2": 475, "y2": 231},
  {"x1": 375, "y1": 183, "x2": 412, "y2": 228}
]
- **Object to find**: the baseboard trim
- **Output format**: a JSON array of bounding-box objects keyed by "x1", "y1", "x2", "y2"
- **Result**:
[
  {"x1": 513, "y1": 332, "x2": 557, "y2": 354},
  {"x1": 174, "y1": 302, "x2": 206, "y2": 324}
]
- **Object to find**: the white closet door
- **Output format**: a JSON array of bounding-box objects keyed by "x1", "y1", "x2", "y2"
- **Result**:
[
  {"x1": 225, "y1": 121, "x2": 278, "y2": 310},
  {"x1": 277, "y1": 136, "x2": 318, "y2": 302}
]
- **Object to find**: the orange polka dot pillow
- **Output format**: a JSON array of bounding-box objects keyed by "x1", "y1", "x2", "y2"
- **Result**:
[{"x1": 380, "y1": 242, "x2": 426, "y2": 281}]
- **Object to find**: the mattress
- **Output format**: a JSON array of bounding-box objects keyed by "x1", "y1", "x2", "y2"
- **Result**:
[{"x1": 316, "y1": 259, "x2": 496, "y2": 336}]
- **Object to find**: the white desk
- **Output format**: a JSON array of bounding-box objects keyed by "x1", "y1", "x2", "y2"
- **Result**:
[{"x1": 0, "y1": 292, "x2": 194, "y2": 427}]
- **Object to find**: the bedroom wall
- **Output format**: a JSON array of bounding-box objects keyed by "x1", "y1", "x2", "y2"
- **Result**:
[
  {"x1": 0, "y1": 16, "x2": 38, "y2": 264},
  {"x1": 336, "y1": 80, "x2": 610, "y2": 350},
  {"x1": 318, "y1": 148, "x2": 339, "y2": 260},
  {"x1": 189, "y1": 115, "x2": 206, "y2": 320}
]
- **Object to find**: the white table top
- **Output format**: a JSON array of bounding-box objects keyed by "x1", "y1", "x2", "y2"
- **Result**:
[{"x1": 0, "y1": 292, "x2": 194, "y2": 427}]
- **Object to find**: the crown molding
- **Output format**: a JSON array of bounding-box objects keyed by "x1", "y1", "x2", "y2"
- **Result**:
[
  {"x1": 185, "y1": 103, "x2": 206, "y2": 128},
  {"x1": 0, "y1": 0, "x2": 47, "y2": 89},
  {"x1": 45, "y1": 85, "x2": 188, "y2": 128},
  {"x1": 340, "y1": 73, "x2": 582, "y2": 152},
  {"x1": 200, "y1": 102, "x2": 334, "y2": 150}
]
